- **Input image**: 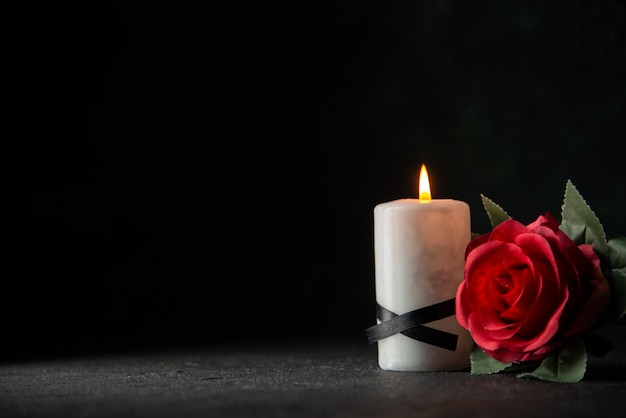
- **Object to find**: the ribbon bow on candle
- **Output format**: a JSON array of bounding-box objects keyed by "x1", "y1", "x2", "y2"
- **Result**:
[{"x1": 365, "y1": 298, "x2": 459, "y2": 351}]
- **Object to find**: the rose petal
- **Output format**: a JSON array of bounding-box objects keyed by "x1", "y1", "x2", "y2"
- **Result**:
[
  {"x1": 465, "y1": 232, "x2": 490, "y2": 258},
  {"x1": 564, "y1": 244, "x2": 610, "y2": 336},
  {"x1": 465, "y1": 241, "x2": 508, "y2": 281},
  {"x1": 489, "y1": 219, "x2": 529, "y2": 244},
  {"x1": 455, "y1": 281, "x2": 470, "y2": 329}
]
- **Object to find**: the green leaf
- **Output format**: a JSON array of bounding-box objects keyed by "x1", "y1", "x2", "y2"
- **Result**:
[
  {"x1": 481, "y1": 194, "x2": 511, "y2": 229},
  {"x1": 518, "y1": 337, "x2": 587, "y2": 383},
  {"x1": 560, "y1": 180, "x2": 608, "y2": 259},
  {"x1": 608, "y1": 237, "x2": 626, "y2": 270},
  {"x1": 470, "y1": 345, "x2": 511, "y2": 374}
]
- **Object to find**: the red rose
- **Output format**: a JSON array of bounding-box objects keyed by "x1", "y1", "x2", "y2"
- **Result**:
[{"x1": 456, "y1": 213, "x2": 610, "y2": 363}]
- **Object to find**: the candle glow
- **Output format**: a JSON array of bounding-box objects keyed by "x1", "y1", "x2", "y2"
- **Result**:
[{"x1": 419, "y1": 164, "x2": 432, "y2": 201}]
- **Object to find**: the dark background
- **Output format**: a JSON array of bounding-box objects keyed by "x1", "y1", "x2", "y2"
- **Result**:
[{"x1": 6, "y1": 1, "x2": 626, "y2": 358}]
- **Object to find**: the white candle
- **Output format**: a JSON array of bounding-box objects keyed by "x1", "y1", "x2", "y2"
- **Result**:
[{"x1": 372, "y1": 165, "x2": 473, "y2": 371}]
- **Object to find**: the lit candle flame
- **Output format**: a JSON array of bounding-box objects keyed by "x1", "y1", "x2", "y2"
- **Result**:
[{"x1": 419, "y1": 164, "x2": 431, "y2": 201}]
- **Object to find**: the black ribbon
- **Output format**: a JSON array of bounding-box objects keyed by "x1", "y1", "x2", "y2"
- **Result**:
[{"x1": 365, "y1": 298, "x2": 458, "y2": 351}]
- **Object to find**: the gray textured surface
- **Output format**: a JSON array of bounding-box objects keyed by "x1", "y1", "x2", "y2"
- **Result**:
[{"x1": 2, "y1": 328, "x2": 626, "y2": 418}]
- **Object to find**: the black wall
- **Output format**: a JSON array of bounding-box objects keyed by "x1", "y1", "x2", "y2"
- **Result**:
[{"x1": 6, "y1": 1, "x2": 626, "y2": 358}]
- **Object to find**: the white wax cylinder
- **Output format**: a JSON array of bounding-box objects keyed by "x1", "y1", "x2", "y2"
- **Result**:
[{"x1": 374, "y1": 198, "x2": 473, "y2": 371}]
